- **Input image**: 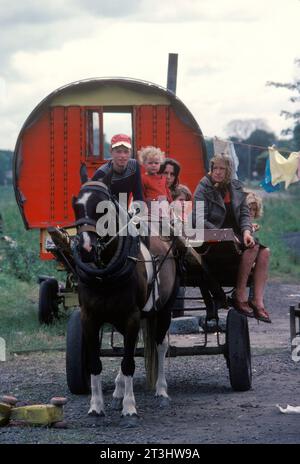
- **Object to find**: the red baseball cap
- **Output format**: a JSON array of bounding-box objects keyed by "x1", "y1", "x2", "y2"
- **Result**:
[{"x1": 111, "y1": 134, "x2": 132, "y2": 149}]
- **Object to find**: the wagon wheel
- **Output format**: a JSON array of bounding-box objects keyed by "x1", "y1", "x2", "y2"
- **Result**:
[
  {"x1": 38, "y1": 278, "x2": 59, "y2": 325},
  {"x1": 225, "y1": 308, "x2": 252, "y2": 391},
  {"x1": 66, "y1": 308, "x2": 91, "y2": 394}
]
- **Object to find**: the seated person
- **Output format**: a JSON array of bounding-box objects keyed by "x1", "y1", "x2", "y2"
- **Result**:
[
  {"x1": 171, "y1": 184, "x2": 192, "y2": 223},
  {"x1": 159, "y1": 158, "x2": 181, "y2": 198},
  {"x1": 246, "y1": 191, "x2": 263, "y2": 233},
  {"x1": 92, "y1": 134, "x2": 144, "y2": 204},
  {"x1": 138, "y1": 146, "x2": 173, "y2": 204},
  {"x1": 193, "y1": 153, "x2": 271, "y2": 323}
]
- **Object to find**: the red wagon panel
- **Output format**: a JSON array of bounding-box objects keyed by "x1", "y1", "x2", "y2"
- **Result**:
[{"x1": 13, "y1": 78, "x2": 208, "y2": 259}]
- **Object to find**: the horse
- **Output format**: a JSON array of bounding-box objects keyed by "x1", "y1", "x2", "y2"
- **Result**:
[{"x1": 71, "y1": 177, "x2": 178, "y2": 425}]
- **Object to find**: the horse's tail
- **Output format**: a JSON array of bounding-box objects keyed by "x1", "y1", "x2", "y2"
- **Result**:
[{"x1": 142, "y1": 314, "x2": 158, "y2": 389}]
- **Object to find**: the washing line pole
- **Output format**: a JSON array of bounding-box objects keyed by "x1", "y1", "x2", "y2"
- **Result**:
[{"x1": 247, "y1": 144, "x2": 251, "y2": 181}]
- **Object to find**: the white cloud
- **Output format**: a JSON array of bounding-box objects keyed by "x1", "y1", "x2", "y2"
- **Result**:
[{"x1": 1, "y1": 0, "x2": 300, "y2": 149}]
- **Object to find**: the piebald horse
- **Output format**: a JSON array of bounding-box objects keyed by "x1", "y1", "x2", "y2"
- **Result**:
[{"x1": 72, "y1": 179, "x2": 178, "y2": 425}]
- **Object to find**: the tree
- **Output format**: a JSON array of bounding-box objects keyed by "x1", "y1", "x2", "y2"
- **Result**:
[
  {"x1": 225, "y1": 119, "x2": 271, "y2": 141},
  {"x1": 0, "y1": 150, "x2": 12, "y2": 185},
  {"x1": 292, "y1": 123, "x2": 300, "y2": 150},
  {"x1": 267, "y1": 59, "x2": 300, "y2": 135},
  {"x1": 245, "y1": 129, "x2": 277, "y2": 148}
]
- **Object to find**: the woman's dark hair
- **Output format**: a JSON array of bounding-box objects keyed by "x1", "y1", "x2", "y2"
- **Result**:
[{"x1": 159, "y1": 157, "x2": 181, "y2": 191}]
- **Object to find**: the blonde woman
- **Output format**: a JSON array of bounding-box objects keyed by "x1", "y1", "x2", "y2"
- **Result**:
[{"x1": 193, "y1": 153, "x2": 271, "y2": 323}]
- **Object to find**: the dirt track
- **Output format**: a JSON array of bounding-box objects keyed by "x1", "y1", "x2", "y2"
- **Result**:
[{"x1": 0, "y1": 280, "x2": 300, "y2": 444}]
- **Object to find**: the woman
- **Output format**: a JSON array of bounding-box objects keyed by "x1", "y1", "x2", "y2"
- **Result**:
[
  {"x1": 159, "y1": 158, "x2": 181, "y2": 199},
  {"x1": 193, "y1": 154, "x2": 271, "y2": 323},
  {"x1": 159, "y1": 158, "x2": 185, "y2": 317}
]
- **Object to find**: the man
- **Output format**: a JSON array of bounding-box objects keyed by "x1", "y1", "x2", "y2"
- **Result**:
[
  {"x1": 92, "y1": 134, "x2": 144, "y2": 203},
  {"x1": 48, "y1": 134, "x2": 144, "y2": 259}
]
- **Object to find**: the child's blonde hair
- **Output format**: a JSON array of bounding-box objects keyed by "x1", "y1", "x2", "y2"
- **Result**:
[
  {"x1": 246, "y1": 191, "x2": 263, "y2": 218},
  {"x1": 138, "y1": 146, "x2": 165, "y2": 165},
  {"x1": 173, "y1": 184, "x2": 192, "y2": 201}
]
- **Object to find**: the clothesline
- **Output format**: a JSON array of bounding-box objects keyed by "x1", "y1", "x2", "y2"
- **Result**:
[
  {"x1": 198, "y1": 133, "x2": 300, "y2": 191},
  {"x1": 199, "y1": 133, "x2": 297, "y2": 155}
]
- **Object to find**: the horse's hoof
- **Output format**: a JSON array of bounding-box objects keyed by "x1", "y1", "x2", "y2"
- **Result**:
[
  {"x1": 88, "y1": 409, "x2": 105, "y2": 417},
  {"x1": 156, "y1": 396, "x2": 171, "y2": 409},
  {"x1": 121, "y1": 413, "x2": 139, "y2": 428},
  {"x1": 111, "y1": 397, "x2": 123, "y2": 411}
]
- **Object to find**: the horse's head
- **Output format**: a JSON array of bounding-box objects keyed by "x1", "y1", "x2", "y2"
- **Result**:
[{"x1": 72, "y1": 180, "x2": 116, "y2": 266}]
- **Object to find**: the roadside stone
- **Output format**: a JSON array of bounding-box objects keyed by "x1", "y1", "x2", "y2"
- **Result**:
[
  {"x1": 169, "y1": 317, "x2": 200, "y2": 334},
  {"x1": 198, "y1": 316, "x2": 227, "y2": 332}
]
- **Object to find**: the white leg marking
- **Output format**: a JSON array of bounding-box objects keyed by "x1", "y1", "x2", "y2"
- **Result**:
[
  {"x1": 113, "y1": 369, "x2": 125, "y2": 400},
  {"x1": 140, "y1": 242, "x2": 160, "y2": 312},
  {"x1": 88, "y1": 374, "x2": 105, "y2": 415},
  {"x1": 122, "y1": 376, "x2": 137, "y2": 417},
  {"x1": 155, "y1": 337, "x2": 169, "y2": 398}
]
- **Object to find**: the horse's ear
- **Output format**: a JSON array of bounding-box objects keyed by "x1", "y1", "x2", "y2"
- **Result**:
[
  {"x1": 72, "y1": 195, "x2": 78, "y2": 210},
  {"x1": 80, "y1": 163, "x2": 89, "y2": 184}
]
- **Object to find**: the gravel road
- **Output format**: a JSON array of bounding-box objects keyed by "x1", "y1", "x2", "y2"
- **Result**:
[{"x1": 0, "y1": 280, "x2": 300, "y2": 444}]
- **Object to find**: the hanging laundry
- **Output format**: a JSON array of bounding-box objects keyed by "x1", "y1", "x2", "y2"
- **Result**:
[
  {"x1": 260, "y1": 158, "x2": 281, "y2": 193},
  {"x1": 298, "y1": 155, "x2": 300, "y2": 180},
  {"x1": 269, "y1": 147, "x2": 300, "y2": 189},
  {"x1": 213, "y1": 137, "x2": 239, "y2": 179}
]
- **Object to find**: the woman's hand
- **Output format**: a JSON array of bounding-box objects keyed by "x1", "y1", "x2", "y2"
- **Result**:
[
  {"x1": 252, "y1": 223, "x2": 260, "y2": 232},
  {"x1": 243, "y1": 230, "x2": 255, "y2": 248}
]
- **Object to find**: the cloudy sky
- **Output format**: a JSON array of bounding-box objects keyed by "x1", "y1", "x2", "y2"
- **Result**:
[{"x1": 1, "y1": 0, "x2": 300, "y2": 150}]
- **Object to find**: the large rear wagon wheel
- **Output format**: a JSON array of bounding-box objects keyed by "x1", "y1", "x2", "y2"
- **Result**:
[
  {"x1": 38, "y1": 278, "x2": 59, "y2": 325},
  {"x1": 225, "y1": 308, "x2": 252, "y2": 391},
  {"x1": 66, "y1": 308, "x2": 90, "y2": 394}
]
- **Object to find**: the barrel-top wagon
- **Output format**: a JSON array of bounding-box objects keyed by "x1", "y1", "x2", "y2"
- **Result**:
[{"x1": 13, "y1": 74, "x2": 252, "y2": 394}]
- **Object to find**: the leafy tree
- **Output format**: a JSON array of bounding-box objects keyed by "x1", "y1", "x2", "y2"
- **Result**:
[
  {"x1": 244, "y1": 129, "x2": 277, "y2": 178},
  {"x1": 267, "y1": 59, "x2": 300, "y2": 135},
  {"x1": 0, "y1": 150, "x2": 13, "y2": 185},
  {"x1": 225, "y1": 118, "x2": 271, "y2": 140},
  {"x1": 292, "y1": 123, "x2": 300, "y2": 150}
]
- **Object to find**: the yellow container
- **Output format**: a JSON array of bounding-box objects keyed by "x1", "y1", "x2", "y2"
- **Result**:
[
  {"x1": 10, "y1": 404, "x2": 63, "y2": 425},
  {"x1": 0, "y1": 403, "x2": 12, "y2": 426}
]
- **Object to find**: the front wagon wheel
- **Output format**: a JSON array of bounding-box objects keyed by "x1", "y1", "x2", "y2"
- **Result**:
[
  {"x1": 225, "y1": 309, "x2": 252, "y2": 391},
  {"x1": 66, "y1": 308, "x2": 90, "y2": 394}
]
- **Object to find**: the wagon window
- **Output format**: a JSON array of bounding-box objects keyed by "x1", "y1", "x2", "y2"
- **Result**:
[
  {"x1": 103, "y1": 111, "x2": 132, "y2": 159},
  {"x1": 86, "y1": 110, "x2": 103, "y2": 158}
]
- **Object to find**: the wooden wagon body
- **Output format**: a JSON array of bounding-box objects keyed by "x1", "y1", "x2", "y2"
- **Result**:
[{"x1": 13, "y1": 77, "x2": 208, "y2": 260}]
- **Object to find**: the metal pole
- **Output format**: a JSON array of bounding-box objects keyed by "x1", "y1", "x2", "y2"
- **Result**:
[
  {"x1": 290, "y1": 305, "x2": 296, "y2": 351},
  {"x1": 167, "y1": 53, "x2": 178, "y2": 94},
  {"x1": 248, "y1": 144, "x2": 251, "y2": 181}
]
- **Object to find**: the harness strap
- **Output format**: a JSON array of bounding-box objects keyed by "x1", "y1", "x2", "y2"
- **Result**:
[
  {"x1": 75, "y1": 217, "x2": 97, "y2": 227},
  {"x1": 81, "y1": 180, "x2": 109, "y2": 190},
  {"x1": 77, "y1": 224, "x2": 97, "y2": 234}
]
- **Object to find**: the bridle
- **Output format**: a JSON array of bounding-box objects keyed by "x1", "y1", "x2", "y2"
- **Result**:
[
  {"x1": 74, "y1": 180, "x2": 111, "y2": 235},
  {"x1": 73, "y1": 180, "x2": 137, "y2": 282}
]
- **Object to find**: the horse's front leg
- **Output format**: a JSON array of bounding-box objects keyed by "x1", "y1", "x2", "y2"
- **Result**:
[
  {"x1": 111, "y1": 368, "x2": 125, "y2": 411},
  {"x1": 89, "y1": 372, "x2": 105, "y2": 417},
  {"x1": 155, "y1": 336, "x2": 170, "y2": 407},
  {"x1": 120, "y1": 312, "x2": 140, "y2": 425},
  {"x1": 155, "y1": 309, "x2": 171, "y2": 408},
  {"x1": 82, "y1": 317, "x2": 105, "y2": 417}
]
